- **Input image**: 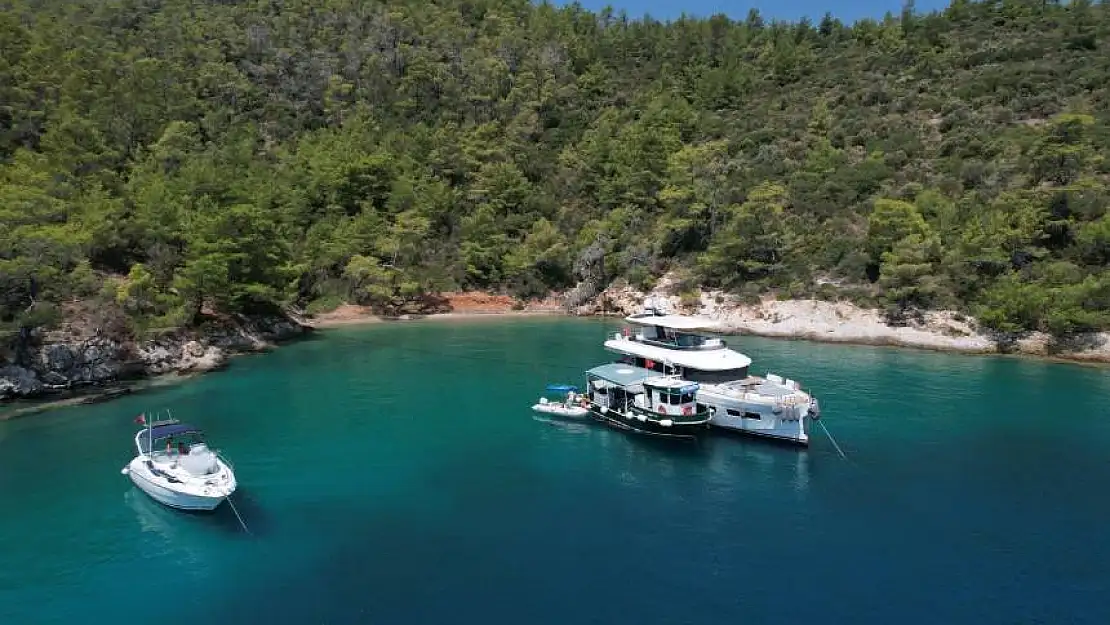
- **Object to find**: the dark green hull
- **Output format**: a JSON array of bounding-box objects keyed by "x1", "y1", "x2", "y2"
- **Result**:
[{"x1": 588, "y1": 405, "x2": 710, "y2": 440}]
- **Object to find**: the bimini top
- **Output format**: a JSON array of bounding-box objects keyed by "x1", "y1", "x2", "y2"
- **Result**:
[
  {"x1": 624, "y1": 313, "x2": 722, "y2": 331},
  {"x1": 586, "y1": 363, "x2": 656, "y2": 389},
  {"x1": 135, "y1": 422, "x2": 205, "y2": 454},
  {"x1": 143, "y1": 423, "x2": 203, "y2": 440}
]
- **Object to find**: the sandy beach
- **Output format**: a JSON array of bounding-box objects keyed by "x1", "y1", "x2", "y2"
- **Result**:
[{"x1": 305, "y1": 292, "x2": 565, "y2": 328}]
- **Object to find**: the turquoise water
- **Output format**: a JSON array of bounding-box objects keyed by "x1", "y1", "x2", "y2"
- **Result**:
[{"x1": 1, "y1": 317, "x2": 1108, "y2": 624}]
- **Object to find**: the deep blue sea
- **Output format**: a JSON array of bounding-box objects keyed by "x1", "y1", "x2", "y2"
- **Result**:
[{"x1": 1, "y1": 317, "x2": 1108, "y2": 624}]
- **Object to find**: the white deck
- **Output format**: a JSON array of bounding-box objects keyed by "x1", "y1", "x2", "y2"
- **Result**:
[{"x1": 604, "y1": 335, "x2": 753, "y2": 371}]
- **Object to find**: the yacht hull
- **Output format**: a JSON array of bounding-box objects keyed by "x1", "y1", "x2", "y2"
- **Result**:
[
  {"x1": 124, "y1": 460, "x2": 230, "y2": 512},
  {"x1": 698, "y1": 392, "x2": 813, "y2": 446}
]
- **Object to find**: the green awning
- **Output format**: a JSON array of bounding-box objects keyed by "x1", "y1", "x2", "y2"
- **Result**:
[{"x1": 585, "y1": 363, "x2": 655, "y2": 388}]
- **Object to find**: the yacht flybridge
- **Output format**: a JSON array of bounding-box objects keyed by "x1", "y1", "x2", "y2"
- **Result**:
[{"x1": 602, "y1": 298, "x2": 821, "y2": 445}]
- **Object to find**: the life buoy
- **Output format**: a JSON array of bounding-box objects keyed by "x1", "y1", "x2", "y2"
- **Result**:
[
  {"x1": 657, "y1": 404, "x2": 667, "y2": 414},
  {"x1": 682, "y1": 405, "x2": 693, "y2": 416}
]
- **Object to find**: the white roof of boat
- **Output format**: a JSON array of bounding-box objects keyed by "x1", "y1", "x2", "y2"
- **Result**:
[
  {"x1": 624, "y1": 313, "x2": 722, "y2": 331},
  {"x1": 603, "y1": 338, "x2": 752, "y2": 371}
]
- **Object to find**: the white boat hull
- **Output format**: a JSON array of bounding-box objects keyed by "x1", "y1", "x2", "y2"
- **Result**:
[
  {"x1": 124, "y1": 457, "x2": 235, "y2": 512},
  {"x1": 532, "y1": 403, "x2": 590, "y2": 418},
  {"x1": 698, "y1": 389, "x2": 815, "y2": 445}
]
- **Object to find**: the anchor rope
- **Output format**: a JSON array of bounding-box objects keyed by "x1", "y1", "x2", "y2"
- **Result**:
[{"x1": 225, "y1": 494, "x2": 252, "y2": 536}]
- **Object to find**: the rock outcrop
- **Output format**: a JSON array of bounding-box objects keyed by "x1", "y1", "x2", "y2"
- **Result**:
[{"x1": 0, "y1": 313, "x2": 310, "y2": 401}]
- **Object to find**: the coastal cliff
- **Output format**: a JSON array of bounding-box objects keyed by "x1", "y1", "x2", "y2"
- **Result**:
[
  {"x1": 0, "y1": 313, "x2": 309, "y2": 402},
  {"x1": 572, "y1": 277, "x2": 1110, "y2": 365}
]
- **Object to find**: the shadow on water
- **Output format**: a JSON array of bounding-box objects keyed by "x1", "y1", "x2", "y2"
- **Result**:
[
  {"x1": 530, "y1": 413, "x2": 591, "y2": 434},
  {"x1": 123, "y1": 486, "x2": 271, "y2": 538},
  {"x1": 619, "y1": 428, "x2": 716, "y2": 458}
]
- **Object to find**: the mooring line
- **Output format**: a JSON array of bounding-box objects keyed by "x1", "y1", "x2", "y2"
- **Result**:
[{"x1": 226, "y1": 495, "x2": 252, "y2": 536}]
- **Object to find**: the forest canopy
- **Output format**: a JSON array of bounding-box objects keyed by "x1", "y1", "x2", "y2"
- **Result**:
[{"x1": 1, "y1": 0, "x2": 1109, "y2": 338}]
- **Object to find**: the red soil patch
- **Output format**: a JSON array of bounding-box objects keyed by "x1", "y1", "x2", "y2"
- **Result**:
[
  {"x1": 441, "y1": 291, "x2": 565, "y2": 313},
  {"x1": 441, "y1": 292, "x2": 517, "y2": 313}
]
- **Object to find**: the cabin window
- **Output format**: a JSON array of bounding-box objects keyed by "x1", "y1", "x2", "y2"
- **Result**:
[
  {"x1": 683, "y1": 368, "x2": 750, "y2": 384},
  {"x1": 726, "y1": 409, "x2": 741, "y2": 417},
  {"x1": 743, "y1": 411, "x2": 762, "y2": 420},
  {"x1": 680, "y1": 392, "x2": 695, "y2": 404}
]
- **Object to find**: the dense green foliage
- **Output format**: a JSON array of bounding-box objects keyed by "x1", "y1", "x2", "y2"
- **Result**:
[{"x1": 2, "y1": 0, "x2": 1109, "y2": 337}]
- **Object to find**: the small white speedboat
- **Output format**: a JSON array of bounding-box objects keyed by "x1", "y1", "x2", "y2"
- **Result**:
[
  {"x1": 532, "y1": 384, "x2": 590, "y2": 418},
  {"x1": 121, "y1": 414, "x2": 237, "y2": 512}
]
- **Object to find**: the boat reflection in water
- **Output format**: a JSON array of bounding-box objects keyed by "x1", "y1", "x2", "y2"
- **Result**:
[
  {"x1": 567, "y1": 414, "x2": 812, "y2": 496},
  {"x1": 124, "y1": 484, "x2": 266, "y2": 540},
  {"x1": 703, "y1": 436, "x2": 812, "y2": 495}
]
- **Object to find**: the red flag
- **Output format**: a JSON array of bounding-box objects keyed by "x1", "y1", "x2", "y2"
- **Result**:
[{"x1": 134, "y1": 413, "x2": 146, "y2": 425}]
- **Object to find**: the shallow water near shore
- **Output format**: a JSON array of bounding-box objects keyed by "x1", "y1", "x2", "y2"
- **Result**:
[{"x1": 1, "y1": 317, "x2": 1108, "y2": 624}]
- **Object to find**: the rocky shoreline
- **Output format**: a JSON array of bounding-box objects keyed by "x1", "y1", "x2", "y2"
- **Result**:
[
  {"x1": 5, "y1": 280, "x2": 1106, "y2": 412},
  {"x1": 572, "y1": 278, "x2": 1110, "y2": 365},
  {"x1": 0, "y1": 313, "x2": 310, "y2": 408}
]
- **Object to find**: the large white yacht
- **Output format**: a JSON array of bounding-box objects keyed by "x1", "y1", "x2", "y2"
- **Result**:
[{"x1": 602, "y1": 298, "x2": 821, "y2": 445}]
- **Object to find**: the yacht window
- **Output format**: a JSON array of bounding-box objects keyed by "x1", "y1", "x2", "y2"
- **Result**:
[
  {"x1": 743, "y1": 411, "x2": 762, "y2": 420},
  {"x1": 683, "y1": 368, "x2": 750, "y2": 384},
  {"x1": 668, "y1": 392, "x2": 680, "y2": 405},
  {"x1": 680, "y1": 392, "x2": 695, "y2": 404},
  {"x1": 726, "y1": 409, "x2": 741, "y2": 417}
]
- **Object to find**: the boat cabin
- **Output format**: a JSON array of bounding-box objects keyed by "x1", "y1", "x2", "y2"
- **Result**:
[
  {"x1": 621, "y1": 319, "x2": 727, "y2": 351},
  {"x1": 584, "y1": 363, "x2": 709, "y2": 421},
  {"x1": 639, "y1": 378, "x2": 702, "y2": 418},
  {"x1": 585, "y1": 363, "x2": 651, "y2": 413}
]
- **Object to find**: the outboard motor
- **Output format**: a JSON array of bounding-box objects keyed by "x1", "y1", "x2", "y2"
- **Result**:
[{"x1": 179, "y1": 442, "x2": 220, "y2": 476}]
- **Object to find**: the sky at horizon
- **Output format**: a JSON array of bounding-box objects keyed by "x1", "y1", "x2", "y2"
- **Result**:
[{"x1": 551, "y1": 0, "x2": 952, "y2": 24}]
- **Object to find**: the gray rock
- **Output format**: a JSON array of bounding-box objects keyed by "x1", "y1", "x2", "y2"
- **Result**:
[
  {"x1": 0, "y1": 365, "x2": 44, "y2": 399},
  {"x1": 41, "y1": 371, "x2": 69, "y2": 386},
  {"x1": 44, "y1": 345, "x2": 76, "y2": 373},
  {"x1": 78, "y1": 337, "x2": 122, "y2": 366}
]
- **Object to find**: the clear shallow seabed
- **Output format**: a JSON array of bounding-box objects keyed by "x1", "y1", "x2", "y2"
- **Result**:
[{"x1": 1, "y1": 317, "x2": 1108, "y2": 625}]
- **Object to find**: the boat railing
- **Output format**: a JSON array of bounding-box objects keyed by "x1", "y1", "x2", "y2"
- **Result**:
[{"x1": 216, "y1": 450, "x2": 235, "y2": 471}]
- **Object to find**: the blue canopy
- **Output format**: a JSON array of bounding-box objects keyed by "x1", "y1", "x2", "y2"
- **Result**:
[
  {"x1": 546, "y1": 384, "x2": 578, "y2": 392},
  {"x1": 146, "y1": 423, "x2": 203, "y2": 440}
]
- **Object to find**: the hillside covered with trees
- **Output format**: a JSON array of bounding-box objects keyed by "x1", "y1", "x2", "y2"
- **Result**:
[{"x1": 2, "y1": 0, "x2": 1109, "y2": 341}]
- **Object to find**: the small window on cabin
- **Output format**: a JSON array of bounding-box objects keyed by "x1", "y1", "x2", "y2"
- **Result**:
[
  {"x1": 668, "y1": 392, "x2": 680, "y2": 405},
  {"x1": 726, "y1": 409, "x2": 741, "y2": 417},
  {"x1": 743, "y1": 412, "x2": 762, "y2": 420},
  {"x1": 681, "y1": 392, "x2": 695, "y2": 404}
]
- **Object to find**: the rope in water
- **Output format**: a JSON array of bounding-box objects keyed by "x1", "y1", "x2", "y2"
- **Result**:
[
  {"x1": 226, "y1": 495, "x2": 252, "y2": 536},
  {"x1": 818, "y1": 420, "x2": 847, "y2": 459}
]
